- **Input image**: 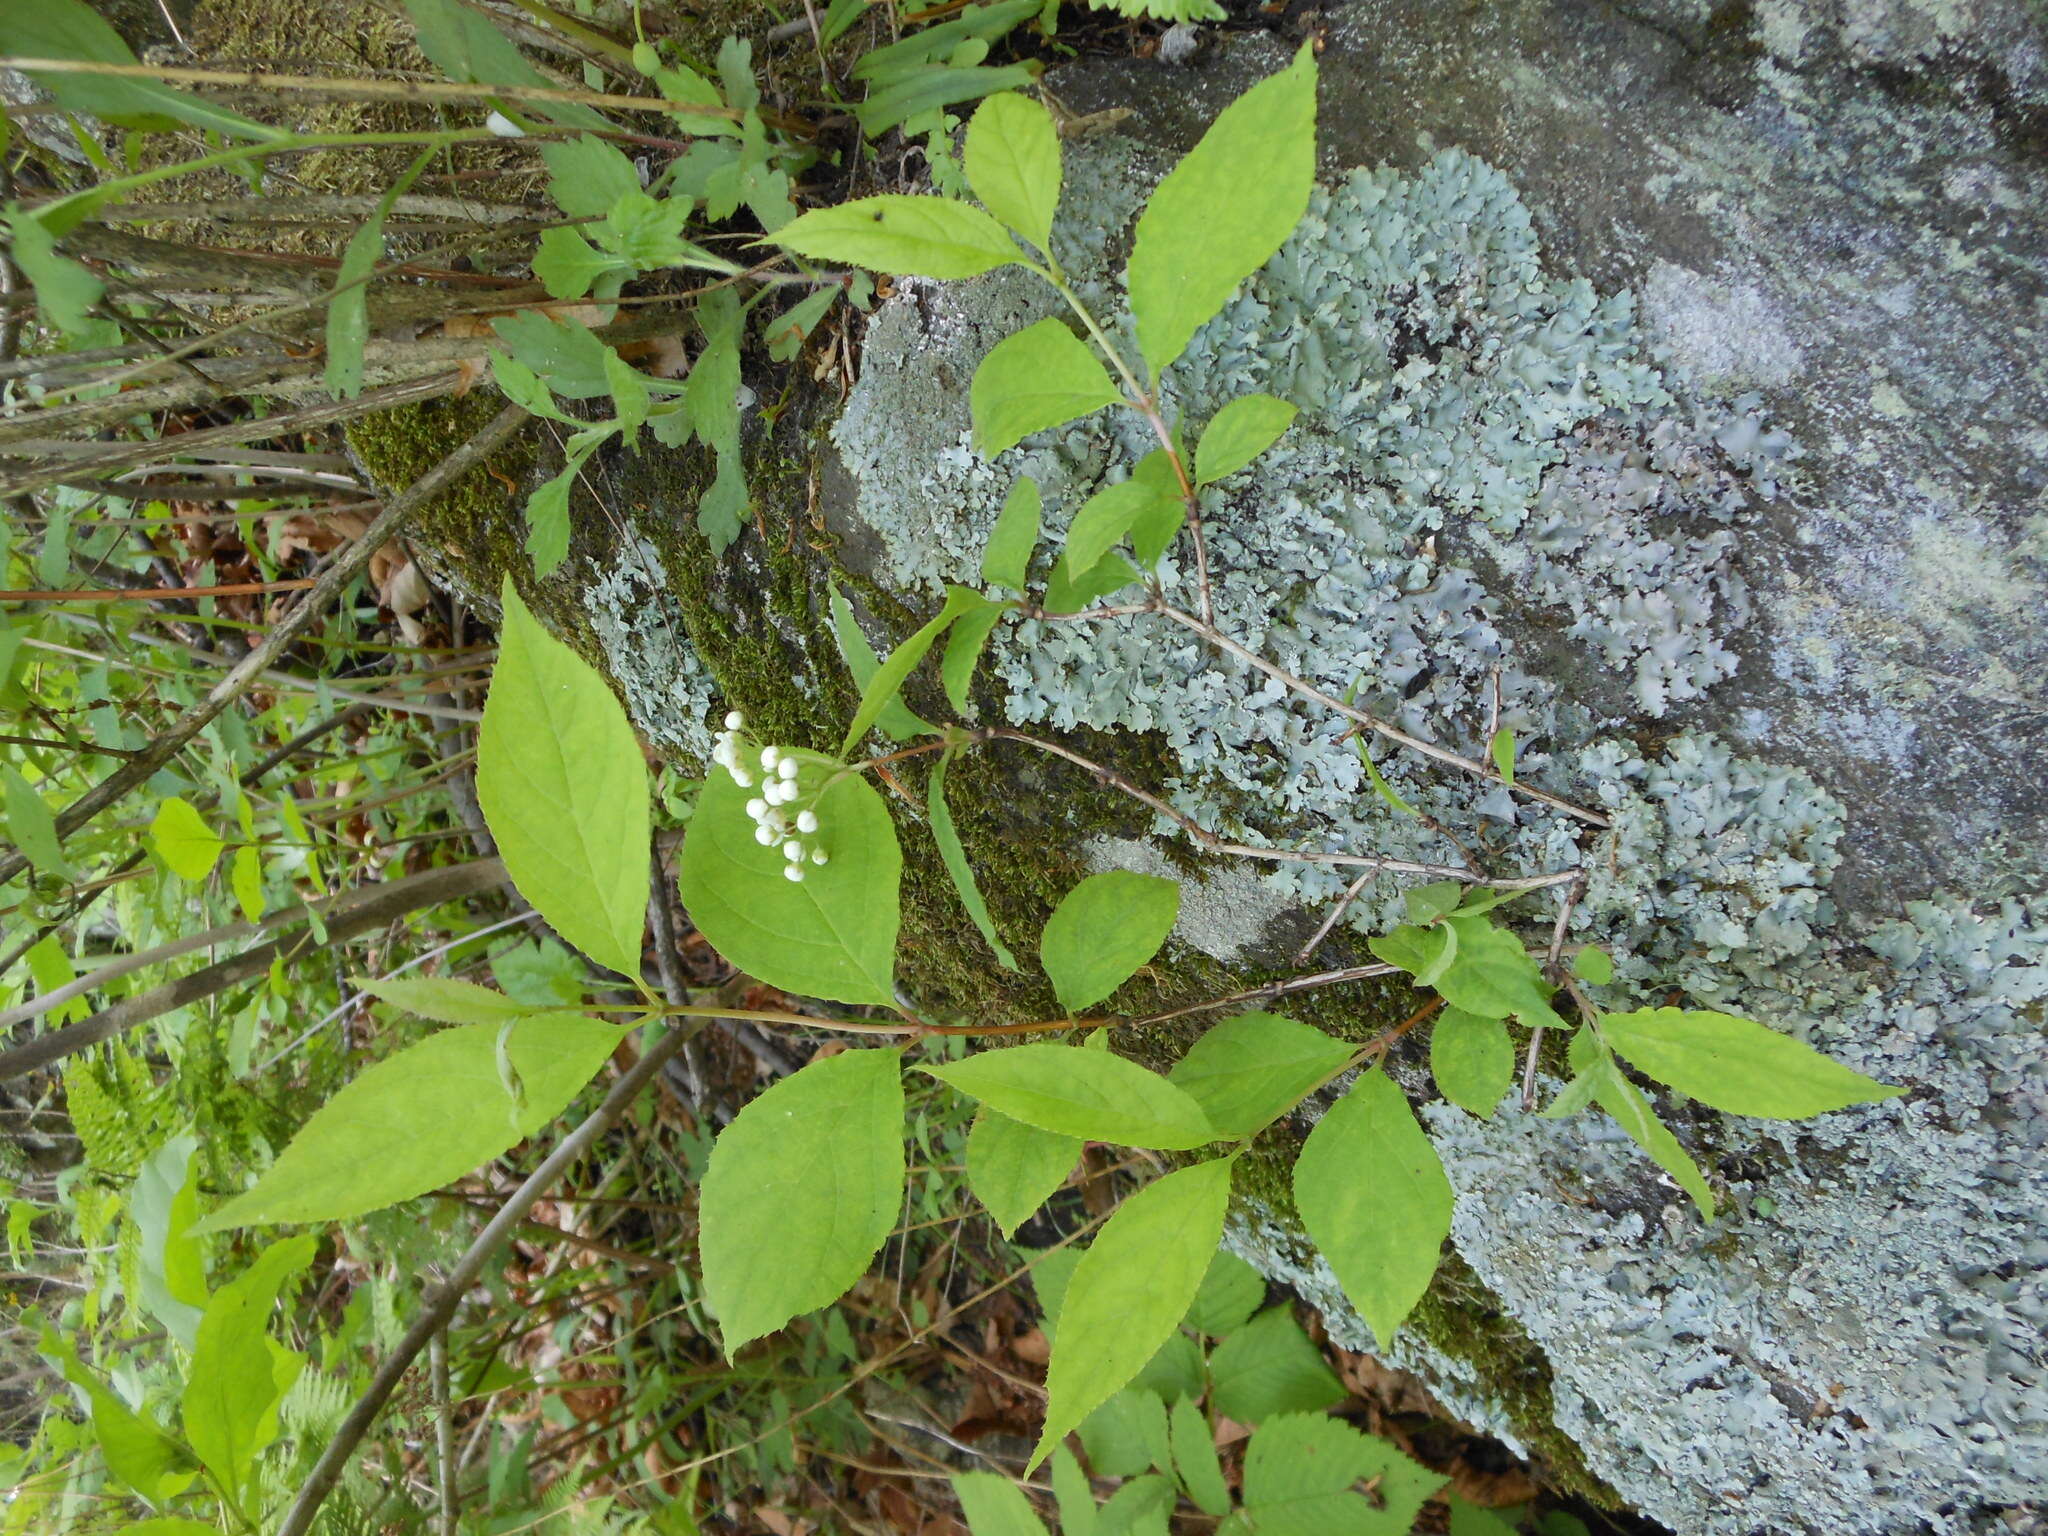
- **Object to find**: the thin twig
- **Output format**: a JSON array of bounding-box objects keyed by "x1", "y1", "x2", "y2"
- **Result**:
[
  {"x1": 272, "y1": 1020, "x2": 697, "y2": 1536},
  {"x1": 0, "y1": 403, "x2": 528, "y2": 888},
  {"x1": 0, "y1": 579, "x2": 317, "y2": 604},
  {"x1": 1295, "y1": 866, "x2": 1381, "y2": 966},
  {"x1": 0, "y1": 860, "x2": 507, "y2": 1082},
  {"x1": 431, "y1": 1330, "x2": 456, "y2": 1536}
]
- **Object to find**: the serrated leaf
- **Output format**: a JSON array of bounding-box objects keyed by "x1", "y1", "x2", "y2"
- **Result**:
[
  {"x1": 1587, "y1": 1057, "x2": 1716, "y2": 1218},
  {"x1": 1126, "y1": 42, "x2": 1316, "y2": 377},
  {"x1": 1170, "y1": 1395, "x2": 1230, "y2": 1515},
  {"x1": 1446, "y1": 1493, "x2": 1523, "y2": 1535},
  {"x1": 1032, "y1": 1158, "x2": 1231, "y2": 1469},
  {"x1": 1095, "y1": 1474, "x2": 1174, "y2": 1536},
  {"x1": 701, "y1": 1048, "x2": 904, "y2": 1354},
  {"x1": 1405, "y1": 880, "x2": 1464, "y2": 926},
  {"x1": 1430, "y1": 1007, "x2": 1514, "y2": 1118},
  {"x1": 40, "y1": 1330, "x2": 194, "y2": 1502},
  {"x1": 522, "y1": 465, "x2": 575, "y2": 577},
  {"x1": 404, "y1": 0, "x2": 607, "y2": 131},
  {"x1": 1599, "y1": 1007, "x2": 1904, "y2": 1118},
  {"x1": 965, "y1": 91, "x2": 1062, "y2": 252},
  {"x1": 968, "y1": 1109, "x2": 1078, "y2": 1236},
  {"x1": 1240, "y1": 1413, "x2": 1444, "y2": 1536},
  {"x1": 1195, "y1": 393, "x2": 1297, "y2": 484},
  {"x1": 1077, "y1": 1388, "x2": 1170, "y2": 1478},
  {"x1": 1184, "y1": 1249, "x2": 1265, "y2": 1337},
  {"x1": 1432, "y1": 914, "x2": 1569, "y2": 1031},
  {"x1": 1294, "y1": 1070, "x2": 1451, "y2": 1345},
  {"x1": 1167, "y1": 1011, "x2": 1352, "y2": 1139},
  {"x1": 841, "y1": 586, "x2": 984, "y2": 753},
  {"x1": 489, "y1": 311, "x2": 611, "y2": 398},
  {"x1": 1044, "y1": 548, "x2": 1140, "y2": 613},
  {"x1": 1130, "y1": 1330, "x2": 1205, "y2": 1403},
  {"x1": 951, "y1": 1470, "x2": 1050, "y2": 1536},
  {"x1": 1125, "y1": 449, "x2": 1187, "y2": 567},
  {"x1": 1040, "y1": 869, "x2": 1179, "y2": 1014},
  {"x1": 929, "y1": 1043, "x2": 1213, "y2": 1149},
  {"x1": 774, "y1": 195, "x2": 1023, "y2": 278},
  {"x1": 533, "y1": 227, "x2": 622, "y2": 300},
  {"x1": 930, "y1": 754, "x2": 1020, "y2": 969},
  {"x1": 983, "y1": 477, "x2": 1042, "y2": 591},
  {"x1": 149, "y1": 796, "x2": 222, "y2": 882},
  {"x1": 971, "y1": 318, "x2": 1121, "y2": 457},
  {"x1": 358, "y1": 976, "x2": 550, "y2": 1027},
  {"x1": 477, "y1": 580, "x2": 649, "y2": 977},
  {"x1": 828, "y1": 584, "x2": 932, "y2": 742},
  {"x1": 1051, "y1": 1445, "x2": 1097, "y2": 1536},
  {"x1": 197, "y1": 1015, "x2": 622, "y2": 1229},
  {"x1": 538, "y1": 135, "x2": 643, "y2": 219},
  {"x1": 676, "y1": 748, "x2": 901, "y2": 1006},
  {"x1": 1206, "y1": 1306, "x2": 1344, "y2": 1423}
]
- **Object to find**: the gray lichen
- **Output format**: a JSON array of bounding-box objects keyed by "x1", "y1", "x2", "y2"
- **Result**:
[{"x1": 828, "y1": 124, "x2": 2048, "y2": 1533}]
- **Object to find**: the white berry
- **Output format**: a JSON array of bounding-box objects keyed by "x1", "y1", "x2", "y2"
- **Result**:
[
  {"x1": 796, "y1": 810, "x2": 819, "y2": 834},
  {"x1": 724, "y1": 710, "x2": 744, "y2": 730},
  {"x1": 754, "y1": 826, "x2": 776, "y2": 846},
  {"x1": 783, "y1": 865, "x2": 805, "y2": 883}
]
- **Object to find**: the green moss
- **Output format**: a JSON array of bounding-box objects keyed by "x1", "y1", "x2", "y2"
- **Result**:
[{"x1": 346, "y1": 394, "x2": 542, "y2": 578}]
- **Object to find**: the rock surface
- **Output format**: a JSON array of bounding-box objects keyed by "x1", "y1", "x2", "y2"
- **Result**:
[{"x1": 814, "y1": 3, "x2": 2047, "y2": 1532}]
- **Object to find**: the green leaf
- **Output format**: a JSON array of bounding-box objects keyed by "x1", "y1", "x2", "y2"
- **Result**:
[
  {"x1": 522, "y1": 465, "x2": 575, "y2": 577},
  {"x1": 1599, "y1": 1007, "x2": 1904, "y2": 1118},
  {"x1": 3, "y1": 767, "x2": 76, "y2": 881},
  {"x1": 1044, "y1": 548, "x2": 1140, "y2": 613},
  {"x1": 489, "y1": 311, "x2": 611, "y2": 398},
  {"x1": 0, "y1": 2, "x2": 284, "y2": 141},
  {"x1": 477, "y1": 580, "x2": 650, "y2": 977},
  {"x1": 1184, "y1": 1250, "x2": 1265, "y2": 1337},
  {"x1": 951, "y1": 1470, "x2": 1050, "y2": 1536},
  {"x1": 761, "y1": 284, "x2": 839, "y2": 362},
  {"x1": 131, "y1": 1136, "x2": 206, "y2": 1348},
  {"x1": 1170, "y1": 1395, "x2": 1230, "y2": 1515},
  {"x1": 1489, "y1": 726, "x2": 1515, "y2": 785},
  {"x1": 967, "y1": 1109, "x2": 1078, "y2": 1236},
  {"x1": 972, "y1": 317, "x2": 1121, "y2": 457},
  {"x1": 597, "y1": 190, "x2": 733, "y2": 273},
  {"x1": 1040, "y1": 869, "x2": 1180, "y2": 1014},
  {"x1": 1360, "y1": 744, "x2": 1418, "y2": 817},
  {"x1": 1130, "y1": 1330, "x2": 1205, "y2": 1403},
  {"x1": 856, "y1": 62, "x2": 1039, "y2": 137},
  {"x1": 404, "y1": 0, "x2": 608, "y2": 131},
  {"x1": 196, "y1": 1016, "x2": 622, "y2": 1229},
  {"x1": 358, "y1": 976, "x2": 549, "y2": 1027},
  {"x1": 1125, "y1": 449, "x2": 1187, "y2": 567},
  {"x1": 1126, "y1": 42, "x2": 1316, "y2": 378},
  {"x1": 1405, "y1": 880, "x2": 1464, "y2": 926},
  {"x1": 840, "y1": 586, "x2": 984, "y2": 753},
  {"x1": 1051, "y1": 1446, "x2": 1097, "y2": 1536},
  {"x1": 1077, "y1": 1388, "x2": 1170, "y2": 1477},
  {"x1": 1206, "y1": 1305, "x2": 1344, "y2": 1423},
  {"x1": 774, "y1": 195, "x2": 1023, "y2": 279},
  {"x1": 1167, "y1": 1011, "x2": 1352, "y2": 1139},
  {"x1": 1195, "y1": 393, "x2": 1298, "y2": 485},
  {"x1": 327, "y1": 149, "x2": 430, "y2": 399},
  {"x1": 603, "y1": 349, "x2": 650, "y2": 439},
  {"x1": 1572, "y1": 945, "x2": 1613, "y2": 985},
  {"x1": 928, "y1": 1043, "x2": 1213, "y2": 1149},
  {"x1": 1430, "y1": 1007, "x2": 1514, "y2": 1119},
  {"x1": 930, "y1": 754, "x2": 1020, "y2": 969},
  {"x1": 181, "y1": 1234, "x2": 316, "y2": 1508},
  {"x1": 700, "y1": 1048, "x2": 904, "y2": 1354},
  {"x1": 1587, "y1": 1056, "x2": 1716, "y2": 1218},
  {"x1": 828, "y1": 584, "x2": 932, "y2": 741},
  {"x1": 1032, "y1": 1158, "x2": 1231, "y2": 1469},
  {"x1": 1239, "y1": 1413, "x2": 1444, "y2": 1536},
  {"x1": 230, "y1": 844, "x2": 264, "y2": 921},
  {"x1": 1293, "y1": 1070, "x2": 1451, "y2": 1346},
  {"x1": 965, "y1": 91, "x2": 1062, "y2": 252},
  {"x1": 1095, "y1": 1474, "x2": 1174, "y2": 1536},
  {"x1": 982, "y1": 476, "x2": 1042, "y2": 591},
  {"x1": 149, "y1": 796, "x2": 223, "y2": 882},
  {"x1": 942, "y1": 600, "x2": 1005, "y2": 714},
  {"x1": 1432, "y1": 914, "x2": 1568, "y2": 1032},
  {"x1": 40, "y1": 1329, "x2": 195, "y2": 1502},
  {"x1": 1061, "y1": 478, "x2": 1176, "y2": 575},
  {"x1": 1446, "y1": 1494, "x2": 1523, "y2": 1536},
  {"x1": 677, "y1": 749, "x2": 902, "y2": 1006},
  {"x1": 533, "y1": 227, "x2": 623, "y2": 300},
  {"x1": 4, "y1": 210, "x2": 102, "y2": 335},
  {"x1": 539, "y1": 135, "x2": 644, "y2": 219}
]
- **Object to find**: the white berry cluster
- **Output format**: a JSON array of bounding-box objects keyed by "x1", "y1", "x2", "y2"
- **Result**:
[{"x1": 710, "y1": 711, "x2": 829, "y2": 883}]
